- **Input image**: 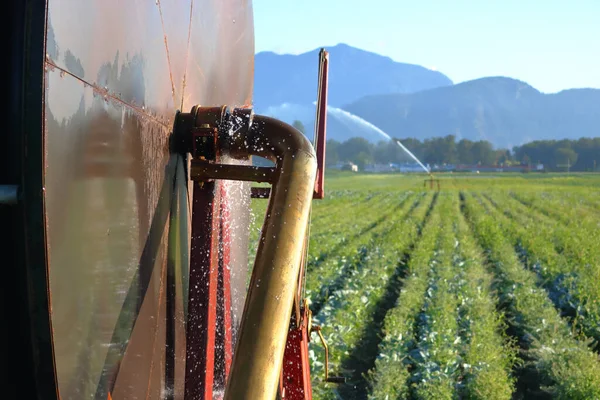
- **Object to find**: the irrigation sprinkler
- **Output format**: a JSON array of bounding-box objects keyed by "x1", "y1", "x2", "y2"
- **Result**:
[{"x1": 424, "y1": 174, "x2": 441, "y2": 190}]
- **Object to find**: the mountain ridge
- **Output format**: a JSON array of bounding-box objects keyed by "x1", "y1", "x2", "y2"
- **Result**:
[
  {"x1": 255, "y1": 44, "x2": 600, "y2": 148},
  {"x1": 343, "y1": 76, "x2": 600, "y2": 148},
  {"x1": 253, "y1": 43, "x2": 453, "y2": 110}
]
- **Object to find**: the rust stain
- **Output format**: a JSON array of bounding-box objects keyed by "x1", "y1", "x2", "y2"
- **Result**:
[
  {"x1": 181, "y1": 0, "x2": 195, "y2": 110},
  {"x1": 156, "y1": 0, "x2": 178, "y2": 107}
]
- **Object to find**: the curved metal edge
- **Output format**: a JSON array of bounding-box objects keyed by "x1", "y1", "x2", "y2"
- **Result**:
[{"x1": 2, "y1": 0, "x2": 59, "y2": 399}]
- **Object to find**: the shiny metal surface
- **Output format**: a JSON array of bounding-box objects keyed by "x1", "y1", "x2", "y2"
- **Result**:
[{"x1": 44, "y1": 1, "x2": 254, "y2": 398}]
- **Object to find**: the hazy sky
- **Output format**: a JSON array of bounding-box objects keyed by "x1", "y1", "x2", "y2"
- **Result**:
[{"x1": 254, "y1": 0, "x2": 599, "y2": 93}]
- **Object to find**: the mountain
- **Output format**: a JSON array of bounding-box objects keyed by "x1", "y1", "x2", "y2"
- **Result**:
[
  {"x1": 343, "y1": 77, "x2": 600, "y2": 149},
  {"x1": 253, "y1": 43, "x2": 453, "y2": 111}
]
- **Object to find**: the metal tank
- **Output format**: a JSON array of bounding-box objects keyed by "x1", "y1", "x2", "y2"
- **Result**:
[
  {"x1": 1, "y1": 1, "x2": 330, "y2": 399},
  {"x1": 44, "y1": 1, "x2": 254, "y2": 399}
]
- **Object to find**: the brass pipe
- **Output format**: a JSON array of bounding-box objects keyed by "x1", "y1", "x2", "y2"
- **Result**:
[
  {"x1": 312, "y1": 326, "x2": 329, "y2": 381},
  {"x1": 222, "y1": 114, "x2": 317, "y2": 400},
  {"x1": 310, "y1": 323, "x2": 346, "y2": 384}
]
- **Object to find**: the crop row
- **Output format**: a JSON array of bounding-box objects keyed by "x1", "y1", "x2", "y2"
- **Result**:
[
  {"x1": 478, "y1": 191, "x2": 600, "y2": 346},
  {"x1": 307, "y1": 192, "x2": 410, "y2": 274},
  {"x1": 508, "y1": 190, "x2": 600, "y2": 229},
  {"x1": 310, "y1": 192, "x2": 435, "y2": 399},
  {"x1": 309, "y1": 191, "x2": 396, "y2": 234},
  {"x1": 368, "y1": 194, "x2": 442, "y2": 399},
  {"x1": 245, "y1": 175, "x2": 600, "y2": 399},
  {"x1": 410, "y1": 194, "x2": 465, "y2": 399},
  {"x1": 462, "y1": 191, "x2": 600, "y2": 399},
  {"x1": 305, "y1": 192, "x2": 421, "y2": 315},
  {"x1": 248, "y1": 191, "x2": 399, "y2": 269},
  {"x1": 452, "y1": 197, "x2": 515, "y2": 399},
  {"x1": 369, "y1": 193, "x2": 515, "y2": 399}
]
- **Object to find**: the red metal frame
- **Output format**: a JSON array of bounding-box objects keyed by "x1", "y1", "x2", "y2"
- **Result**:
[
  {"x1": 185, "y1": 181, "x2": 221, "y2": 399},
  {"x1": 184, "y1": 182, "x2": 235, "y2": 400},
  {"x1": 218, "y1": 184, "x2": 234, "y2": 379},
  {"x1": 280, "y1": 306, "x2": 313, "y2": 399},
  {"x1": 184, "y1": 106, "x2": 237, "y2": 400},
  {"x1": 313, "y1": 49, "x2": 329, "y2": 199}
]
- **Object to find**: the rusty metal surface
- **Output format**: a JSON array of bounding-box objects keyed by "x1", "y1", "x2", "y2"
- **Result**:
[{"x1": 44, "y1": 1, "x2": 254, "y2": 398}]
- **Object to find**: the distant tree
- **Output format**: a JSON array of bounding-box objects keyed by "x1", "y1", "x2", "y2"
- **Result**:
[
  {"x1": 554, "y1": 147, "x2": 578, "y2": 169},
  {"x1": 354, "y1": 151, "x2": 372, "y2": 171},
  {"x1": 292, "y1": 120, "x2": 306, "y2": 134},
  {"x1": 496, "y1": 149, "x2": 512, "y2": 165},
  {"x1": 572, "y1": 137, "x2": 599, "y2": 171},
  {"x1": 423, "y1": 137, "x2": 445, "y2": 164},
  {"x1": 328, "y1": 136, "x2": 595, "y2": 172},
  {"x1": 457, "y1": 139, "x2": 475, "y2": 164},
  {"x1": 422, "y1": 135, "x2": 459, "y2": 164},
  {"x1": 514, "y1": 139, "x2": 594, "y2": 171},
  {"x1": 338, "y1": 137, "x2": 373, "y2": 164},
  {"x1": 514, "y1": 141, "x2": 554, "y2": 167},
  {"x1": 373, "y1": 140, "x2": 404, "y2": 164},
  {"x1": 397, "y1": 138, "x2": 424, "y2": 161},
  {"x1": 471, "y1": 140, "x2": 495, "y2": 165},
  {"x1": 442, "y1": 135, "x2": 459, "y2": 164},
  {"x1": 325, "y1": 139, "x2": 341, "y2": 166}
]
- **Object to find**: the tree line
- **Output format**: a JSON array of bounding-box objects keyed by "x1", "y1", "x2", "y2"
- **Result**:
[{"x1": 324, "y1": 135, "x2": 600, "y2": 172}]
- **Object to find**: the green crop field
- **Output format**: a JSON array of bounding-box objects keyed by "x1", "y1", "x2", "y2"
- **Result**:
[{"x1": 250, "y1": 172, "x2": 600, "y2": 400}]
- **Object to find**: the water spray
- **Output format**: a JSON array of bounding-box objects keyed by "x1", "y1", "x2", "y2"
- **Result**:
[
  {"x1": 391, "y1": 139, "x2": 431, "y2": 174},
  {"x1": 323, "y1": 105, "x2": 431, "y2": 174}
]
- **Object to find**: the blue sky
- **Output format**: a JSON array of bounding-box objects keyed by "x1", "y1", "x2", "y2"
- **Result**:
[{"x1": 254, "y1": 0, "x2": 599, "y2": 93}]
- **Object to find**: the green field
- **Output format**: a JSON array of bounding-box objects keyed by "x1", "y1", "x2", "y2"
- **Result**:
[{"x1": 250, "y1": 172, "x2": 600, "y2": 399}]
